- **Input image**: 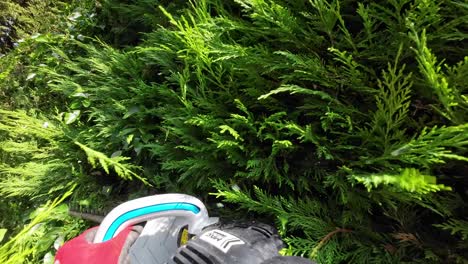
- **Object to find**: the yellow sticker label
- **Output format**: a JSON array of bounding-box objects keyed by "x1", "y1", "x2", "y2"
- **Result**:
[{"x1": 179, "y1": 227, "x2": 190, "y2": 246}]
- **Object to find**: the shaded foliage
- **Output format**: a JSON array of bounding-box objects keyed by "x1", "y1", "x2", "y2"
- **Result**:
[{"x1": 1, "y1": 0, "x2": 468, "y2": 263}]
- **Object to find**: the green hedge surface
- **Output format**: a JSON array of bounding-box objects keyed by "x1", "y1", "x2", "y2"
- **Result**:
[{"x1": 1, "y1": 0, "x2": 467, "y2": 263}]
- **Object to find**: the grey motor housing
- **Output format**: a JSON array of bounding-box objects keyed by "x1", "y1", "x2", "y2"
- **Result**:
[{"x1": 169, "y1": 221, "x2": 316, "y2": 264}]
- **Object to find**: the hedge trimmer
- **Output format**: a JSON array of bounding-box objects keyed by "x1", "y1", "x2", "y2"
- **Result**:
[{"x1": 55, "y1": 194, "x2": 315, "y2": 264}]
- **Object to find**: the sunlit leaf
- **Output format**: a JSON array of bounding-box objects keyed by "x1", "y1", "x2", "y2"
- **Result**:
[
  {"x1": 0, "y1": 229, "x2": 7, "y2": 243},
  {"x1": 65, "y1": 110, "x2": 80, "y2": 124},
  {"x1": 26, "y1": 73, "x2": 36, "y2": 81}
]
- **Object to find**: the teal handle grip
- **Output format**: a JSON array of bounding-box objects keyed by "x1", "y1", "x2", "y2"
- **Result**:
[{"x1": 93, "y1": 194, "x2": 213, "y2": 243}]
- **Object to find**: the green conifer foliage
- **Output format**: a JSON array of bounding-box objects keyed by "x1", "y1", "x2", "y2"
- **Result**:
[
  {"x1": 0, "y1": 0, "x2": 71, "y2": 53},
  {"x1": 1, "y1": 0, "x2": 467, "y2": 262},
  {"x1": 145, "y1": 1, "x2": 467, "y2": 261}
]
